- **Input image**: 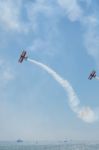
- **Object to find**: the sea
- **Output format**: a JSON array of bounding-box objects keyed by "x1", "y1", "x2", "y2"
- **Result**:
[{"x1": 0, "y1": 141, "x2": 99, "y2": 150}]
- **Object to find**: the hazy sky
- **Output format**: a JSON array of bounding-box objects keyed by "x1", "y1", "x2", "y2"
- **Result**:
[{"x1": 0, "y1": 0, "x2": 99, "y2": 141}]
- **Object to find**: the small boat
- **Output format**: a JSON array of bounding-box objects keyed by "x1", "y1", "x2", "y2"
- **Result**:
[{"x1": 17, "y1": 139, "x2": 23, "y2": 143}]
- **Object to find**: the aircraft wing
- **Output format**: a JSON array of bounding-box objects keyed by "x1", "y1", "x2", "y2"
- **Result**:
[
  {"x1": 22, "y1": 51, "x2": 26, "y2": 57},
  {"x1": 88, "y1": 74, "x2": 93, "y2": 80},
  {"x1": 19, "y1": 56, "x2": 24, "y2": 63}
]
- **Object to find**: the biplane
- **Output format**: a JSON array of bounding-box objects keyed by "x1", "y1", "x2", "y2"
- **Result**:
[
  {"x1": 88, "y1": 70, "x2": 96, "y2": 80},
  {"x1": 19, "y1": 51, "x2": 28, "y2": 63}
]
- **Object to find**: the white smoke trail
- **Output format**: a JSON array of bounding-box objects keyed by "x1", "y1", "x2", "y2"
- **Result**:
[
  {"x1": 95, "y1": 76, "x2": 99, "y2": 80},
  {"x1": 28, "y1": 58, "x2": 98, "y2": 123}
]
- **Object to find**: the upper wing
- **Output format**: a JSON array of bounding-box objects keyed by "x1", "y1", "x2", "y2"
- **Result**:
[{"x1": 22, "y1": 51, "x2": 26, "y2": 57}]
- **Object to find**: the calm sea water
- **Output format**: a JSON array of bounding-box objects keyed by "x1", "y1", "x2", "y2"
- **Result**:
[{"x1": 0, "y1": 141, "x2": 99, "y2": 150}]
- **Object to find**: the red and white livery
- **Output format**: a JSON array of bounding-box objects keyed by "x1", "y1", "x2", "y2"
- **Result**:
[
  {"x1": 19, "y1": 51, "x2": 28, "y2": 63},
  {"x1": 88, "y1": 70, "x2": 96, "y2": 80}
]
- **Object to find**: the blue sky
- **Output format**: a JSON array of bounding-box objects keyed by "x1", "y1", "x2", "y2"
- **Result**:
[{"x1": 0, "y1": 0, "x2": 99, "y2": 141}]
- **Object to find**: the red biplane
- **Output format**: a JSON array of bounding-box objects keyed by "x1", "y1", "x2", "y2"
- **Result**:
[
  {"x1": 88, "y1": 70, "x2": 96, "y2": 80},
  {"x1": 19, "y1": 51, "x2": 28, "y2": 63}
]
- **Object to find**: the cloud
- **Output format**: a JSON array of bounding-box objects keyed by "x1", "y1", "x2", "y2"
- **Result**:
[
  {"x1": 0, "y1": 0, "x2": 55, "y2": 33},
  {"x1": 0, "y1": 0, "x2": 98, "y2": 62},
  {"x1": 0, "y1": 0, "x2": 62, "y2": 58},
  {"x1": 0, "y1": 0, "x2": 28, "y2": 32},
  {"x1": 26, "y1": 0, "x2": 59, "y2": 32},
  {"x1": 28, "y1": 38, "x2": 58, "y2": 57},
  {"x1": 58, "y1": 0, "x2": 83, "y2": 21},
  {"x1": 26, "y1": 0, "x2": 63, "y2": 56},
  {"x1": 57, "y1": 0, "x2": 99, "y2": 65},
  {"x1": 29, "y1": 39, "x2": 50, "y2": 53},
  {"x1": 0, "y1": 59, "x2": 14, "y2": 89},
  {"x1": 82, "y1": 14, "x2": 99, "y2": 64}
]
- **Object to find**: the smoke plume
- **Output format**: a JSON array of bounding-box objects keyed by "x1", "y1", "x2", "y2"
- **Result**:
[
  {"x1": 95, "y1": 76, "x2": 99, "y2": 80},
  {"x1": 28, "y1": 58, "x2": 98, "y2": 123}
]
